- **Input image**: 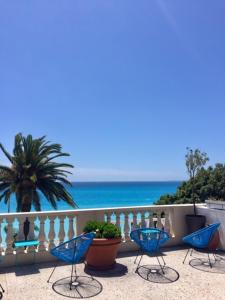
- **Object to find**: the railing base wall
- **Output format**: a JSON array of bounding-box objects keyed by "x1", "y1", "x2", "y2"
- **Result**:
[{"x1": 0, "y1": 238, "x2": 184, "y2": 268}]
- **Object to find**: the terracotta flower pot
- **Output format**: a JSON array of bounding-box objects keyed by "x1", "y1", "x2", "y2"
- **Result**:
[{"x1": 85, "y1": 237, "x2": 121, "y2": 270}]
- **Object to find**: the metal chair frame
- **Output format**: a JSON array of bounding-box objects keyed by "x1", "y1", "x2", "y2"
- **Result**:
[
  {"x1": 182, "y1": 223, "x2": 221, "y2": 268},
  {"x1": 47, "y1": 233, "x2": 95, "y2": 290},
  {"x1": 131, "y1": 228, "x2": 170, "y2": 274}
]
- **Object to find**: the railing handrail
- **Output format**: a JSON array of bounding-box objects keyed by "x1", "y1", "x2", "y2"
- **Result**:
[{"x1": 0, "y1": 203, "x2": 203, "y2": 218}]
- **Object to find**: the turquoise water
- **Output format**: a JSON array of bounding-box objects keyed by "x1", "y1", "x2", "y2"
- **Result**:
[
  {"x1": 0, "y1": 182, "x2": 180, "y2": 246},
  {"x1": 0, "y1": 181, "x2": 180, "y2": 212}
]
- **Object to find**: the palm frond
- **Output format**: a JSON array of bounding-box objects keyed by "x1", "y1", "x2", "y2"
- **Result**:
[
  {"x1": 0, "y1": 133, "x2": 76, "y2": 212},
  {"x1": 0, "y1": 143, "x2": 13, "y2": 163}
]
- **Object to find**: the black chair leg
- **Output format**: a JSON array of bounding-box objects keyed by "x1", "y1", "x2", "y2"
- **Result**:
[
  {"x1": 213, "y1": 253, "x2": 218, "y2": 262},
  {"x1": 183, "y1": 248, "x2": 190, "y2": 264},
  {"x1": 0, "y1": 284, "x2": 4, "y2": 293},
  {"x1": 134, "y1": 251, "x2": 140, "y2": 264},
  {"x1": 70, "y1": 263, "x2": 75, "y2": 290},
  {"x1": 135, "y1": 253, "x2": 143, "y2": 273},
  {"x1": 47, "y1": 264, "x2": 58, "y2": 283},
  {"x1": 156, "y1": 255, "x2": 165, "y2": 274},
  {"x1": 160, "y1": 254, "x2": 166, "y2": 266},
  {"x1": 207, "y1": 253, "x2": 212, "y2": 268}
]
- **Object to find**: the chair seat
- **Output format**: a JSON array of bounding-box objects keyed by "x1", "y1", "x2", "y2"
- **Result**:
[
  {"x1": 50, "y1": 233, "x2": 95, "y2": 264},
  {"x1": 51, "y1": 247, "x2": 78, "y2": 264},
  {"x1": 131, "y1": 228, "x2": 170, "y2": 252},
  {"x1": 182, "y1": 223, "x2": 220, "y2": 249}
]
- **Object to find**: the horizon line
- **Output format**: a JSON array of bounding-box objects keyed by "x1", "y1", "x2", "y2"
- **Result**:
[{"x1": 71, "y1": 180, "x2": 184, "y2": 183}]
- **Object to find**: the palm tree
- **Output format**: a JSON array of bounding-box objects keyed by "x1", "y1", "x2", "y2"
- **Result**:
[{"x1": 0, "y1": 133, "x2": 76, "y2": 212}]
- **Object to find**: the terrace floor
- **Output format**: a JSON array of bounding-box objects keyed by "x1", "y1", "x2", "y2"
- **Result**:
[{"x1": 1, "y1": 247, "x2": 225, "y2": 300}]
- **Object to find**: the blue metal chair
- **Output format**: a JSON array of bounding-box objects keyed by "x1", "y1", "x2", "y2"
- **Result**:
[
  {"x1": 130, "y1": 228, "x2": 170, "y2": 274},
  {"x1": 47, "y1": 232, "x2": 95, "y2": 290},
  {"x1": 182, "y1": 223, "x2": 220, "y2": 267}
]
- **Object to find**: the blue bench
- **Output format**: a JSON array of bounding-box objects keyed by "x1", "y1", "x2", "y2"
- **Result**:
[
  {"x1": 14, "y1": 240, "x2": 39, "y2": 248},
  {"x1": 14, "y1": 240, "x2": 39, "y2": 265}
]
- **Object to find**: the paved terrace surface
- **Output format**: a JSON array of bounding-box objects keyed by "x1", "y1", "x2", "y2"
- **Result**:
[{"x1": 1, "y1": 247, "x2": 225, "y2": 300}]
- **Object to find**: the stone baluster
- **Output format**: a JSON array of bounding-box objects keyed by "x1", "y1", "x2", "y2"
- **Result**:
[
  {"x1": 124, "y1": 212, "x2": 130, "y2": 241},
  {"x1": 132, "y1": 212, "x2": 137, "y2": 230},
  {"x1": 106, "y1": 213, "x2": 111, "y2": 224},
  {"x1": 5, "y1": 217, "x2": 14, "y2": 255},
  {"x1": 68, "y1": 216, "x2": 75, "y2": 240},
  {"x1": 148, "y1": 212, "x2": 154, "y2": 228},
  {"x1": 141, "y1": 211, "x2": 146, "y2": 228},
  {"x1": 48, "y1": 216, "x2": 55, "y2": 250},
  {"x1": 38, "y1": 216, "x2": 46, "y2": 252},
  {"x1": 16, "y1": 216, "x2": 26, "y2": 255},
  {"x1": 157, "y1": 211, "x2": 163, "y2": 229},
  {"x1": 164, "y1": 210, "x2": 170, "y2": 234},
  {"x1": 115, "y1": 212, "x2": 120, "y2": 229},
  {"x1": 18, "y1": 216, "x2": 25, "y2": 240},
  {"x1": 0, "y1": 217, "x2": 2, "y2": 253},
  {"x1": 28, "y1": 217, "x2": 35, "y2": 240},
  {"x1": 27, "y1": 217, "x2": 36, "y2": 253},
  {"x1": 58, "y1": 216, "x2": 65, "y2": 244}
]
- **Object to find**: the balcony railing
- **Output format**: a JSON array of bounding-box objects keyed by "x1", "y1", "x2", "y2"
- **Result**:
[{"x1": 0, "y1": 204, "x2": 195, "y2": 267}]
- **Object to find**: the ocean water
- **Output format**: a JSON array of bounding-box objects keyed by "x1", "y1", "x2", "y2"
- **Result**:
[
  {"x1": 0, "y1": 182, "x2": 180, "y2": 245},
  {"x1": 0, "y1": 181, "x2": 180, "y2": 213}
]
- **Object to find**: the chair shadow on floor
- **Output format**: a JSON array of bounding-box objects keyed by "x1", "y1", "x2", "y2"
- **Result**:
[
  {"x1": 84, "y1": 262, "x2": 128, "y2": 278},
  {"x1": 190, "y1": 254, "x2": 225, "y2": 274},
  {"x1": 0, "y1": 264, "x2": 41, "y2": 277},
  {"x1": 137, "y1": 264, "x2": 180, "y2": 284},
  {"x1": 52, "y1": 275, "x2": 103, "y2": 299}
]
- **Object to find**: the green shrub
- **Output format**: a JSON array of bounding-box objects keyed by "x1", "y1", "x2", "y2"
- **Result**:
[{"x1": 83, "y1": 221, "x2": 121, "y2": 239}]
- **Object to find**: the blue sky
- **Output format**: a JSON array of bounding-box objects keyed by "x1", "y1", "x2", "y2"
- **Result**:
[{"x1": 0, "y1": 0, "x2": 225, "y2": 181}]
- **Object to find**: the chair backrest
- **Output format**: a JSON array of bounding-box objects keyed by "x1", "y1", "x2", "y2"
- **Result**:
[
  {"x1": 130, "y1": 228, "x2": 170, "y2": 252},
  {"x1": 51, "y1": 232, "x2": 95, "y2": 264},
  {"x1": 183, "y1": 223, "x2": 220, "y2": 249}
]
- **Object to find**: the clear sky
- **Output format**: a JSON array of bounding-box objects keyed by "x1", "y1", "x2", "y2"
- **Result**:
[{"x1": 0, "y1": 0, "x2": 225, "y2": 181}]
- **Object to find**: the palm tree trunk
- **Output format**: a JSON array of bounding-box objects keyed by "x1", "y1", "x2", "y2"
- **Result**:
[{"x1": 21, "y1": 193, "x2": 32, "y2": 212}]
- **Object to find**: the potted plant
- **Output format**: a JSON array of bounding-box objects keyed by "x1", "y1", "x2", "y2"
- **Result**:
[
  {"x1": 83, "y1": 221, "x2": 122, "y2": 270},
  {"x1": 185, "y1": 147, "x2": 209, "y2": 233}
]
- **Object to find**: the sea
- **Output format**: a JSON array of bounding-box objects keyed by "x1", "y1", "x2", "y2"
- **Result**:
[
  {"x1": 0, "y1": 181, "x2": 180, "y2": 213},
  {"x1": 0, "y1": 181, "x2": 180, "y2": 244}
]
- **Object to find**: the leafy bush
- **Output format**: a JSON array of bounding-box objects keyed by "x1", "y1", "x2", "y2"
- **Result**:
[
  {"x1": 83, "y1": 221, "x2": 121, "y2": 239},
  {"x1": 155, "y1": 164, "x2": 225, "y2": 205}
]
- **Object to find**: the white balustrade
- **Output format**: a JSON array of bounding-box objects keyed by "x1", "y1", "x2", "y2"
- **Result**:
[{"x1": 0, "y1": 204, "x2": 196, "y2": 267}]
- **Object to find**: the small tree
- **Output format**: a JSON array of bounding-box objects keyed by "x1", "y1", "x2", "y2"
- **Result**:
[{"x1": 185, "y1": 148, "x2": 209, "y2": 215}]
